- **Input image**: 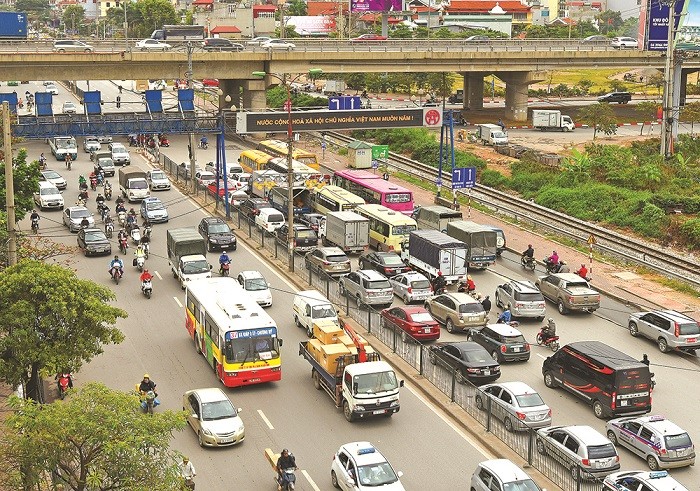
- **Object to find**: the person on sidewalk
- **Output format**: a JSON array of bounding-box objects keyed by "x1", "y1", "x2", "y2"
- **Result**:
[{"x1": 576, "y1": 263, "x2": 588, "y2": 279}]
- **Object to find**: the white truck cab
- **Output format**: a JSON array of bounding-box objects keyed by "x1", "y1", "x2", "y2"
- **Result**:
[{"x1": 293, "y1": 290, "x2": 338, "y2": 337}]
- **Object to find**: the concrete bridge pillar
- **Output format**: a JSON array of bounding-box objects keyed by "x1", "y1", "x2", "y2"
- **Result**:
[
  {"x1": 241, "y1": 79, "x2": 267, "y2": 111},
  {"x1": 219, "y1": 79, "x2": 242, "y2": 110},
  {"x1": 502, "y1": 71, "x2": 540, "y2": 122},
  {"x1": 466, "y1": 72, "x2": 484, "y2": 110}
]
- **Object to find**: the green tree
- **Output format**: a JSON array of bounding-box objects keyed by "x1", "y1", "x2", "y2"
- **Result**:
[
  {"x1": 62, "y1": 4, "x2": 85, "y2": 34},
  {"x1": 286, "y1": 0, "x2": 307, "y2": 16},
  {"x1": 681, "y1": 101, "x2": 700, "y2": 135},
  {"x1": 0, "y1": 148, "x2": 41, "y2": 222},
  {"x1": 0, "y1": 212, "x2": 76, "y2": 271},
  {"x1": 596, "y1": 10, "x2": 623, "y2": 35},
  {"x1": 636, "y1": 100, "x2": 660, "y2": 135},
  {"x1": 577, "y1": 102, "x2": 618, "y2": 139},
  {"x1": 14, "y1": 0, "x2": 50, "y2": 22},
  {"x1": 0, "y1": 261, "x2": 126, "y2": 402},
  {"x1": 0, "y1": 383, "x2": 186, "y2": 491},
  {"x1": 576, "y1": 79, "x2": 594, "y2": 95},
  {"x1": 133, "y1": 0, "x2": 179, "y2": 38}
]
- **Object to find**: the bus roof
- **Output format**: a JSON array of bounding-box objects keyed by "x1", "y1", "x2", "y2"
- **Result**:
[
  {"x1": 240, "y1": 149, "x2": 275, "y2": 164},
  {"x1": 260, "y1": 139, "x2": 315, "y2": 158},
  {"x1": 186, "y1": 278, "x2": 276, "y2": 332},
  {"x1": 335, "y1": 170, "x2": 412, "y2": 195},
  {"x1": 315, "y1": 185, "x2": 365, "y2": 205},
  {"x1": 356, "y1": 204, "x2": 417, "y2": 226},
  {"x1": 334, "y1": 169, "x2": 381, "y2": 180},
  {"x1": 268, "y1": 157, "x2": 317, "y2": 174}
]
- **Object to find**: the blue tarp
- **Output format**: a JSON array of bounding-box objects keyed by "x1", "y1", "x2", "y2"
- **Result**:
[
  {"x1": 35, "y1": 92, "x2": 53, "y2": 116},
  {"x1": 83, "y1": 90, "x2": 102, "y2": 115},
  {"x1": 144, "y1": 90, "x2": 162, "y2": 113},
  {"x1": 178, "y1": 89, "x2": 195, "y2": 112}
]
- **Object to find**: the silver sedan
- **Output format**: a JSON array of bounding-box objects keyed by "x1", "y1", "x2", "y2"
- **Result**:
[
  {"x1": 389, "y1": 271, "x2": 432, "y2": 304},
  {"x1": 475, "y1": 381, "x2": 552, "y2": 431}
]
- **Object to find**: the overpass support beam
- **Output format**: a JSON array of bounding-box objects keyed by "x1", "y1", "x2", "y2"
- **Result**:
[
  {"x1": 219, "y1": 80, "x2": 242, "y2": 110},
  {"x1": 502, "y1": 72, "x2": 530, "y2": 122},
  {"x1": 241, "y1": 79, "x2": 267, "y2": 112},
  {"x1": 465, "y1": 72, "x2": 484, "y2": 110}
]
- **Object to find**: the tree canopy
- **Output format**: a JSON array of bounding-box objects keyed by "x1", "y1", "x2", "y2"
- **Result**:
[
  {"x1": 577, "y1": 102, "x2": 618, "y2": 139},
  {"x1": 62, "y1": 4, "x2": 85, "y2": 34},
  {"x1": 0, "y1": 261, "x2": 126, "y2": 402},
  {"x1": 1, "y1": 383, "x2": 187, "y2": 491},
  {"x1": 0, "y1": 148, "x2": 41, "y2": 222},
  {"x1": 106, "y1": 0, "x2": 179, "y2": 39}
]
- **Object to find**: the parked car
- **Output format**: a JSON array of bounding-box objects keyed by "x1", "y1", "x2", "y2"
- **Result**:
[
  {"x1": 63, "y1": 206, "x2": 94, "y2": 232},
  {"x1": 77, "y1": 228, "x2": 111, "y2": 256},
  {"x1": 494, "y1": 280, "x2": 546, "y2": 320},
  {"x1": 201, "y1": 37, "x2": 243, "y2": 52},
  {"x1": 350, "y1": 34, "x2": 388, "y2": 42},
  {"x1": 40, "y1": 169, "x2": 67, "y2": 190},
  {"x1": 34, "y1": 181, "x2": 64, "y2": 210},
  {"x1": 475, "y1": 382, "x2": 552, "y2": 431},
  {"x1": 246, "y1": 36, "x2": 272, "y2": 46},
  {"x1": 146, "y1": 169, "x2": 171, "y2": 191},
  {"x1": 261, "y1": 39, "x2": 295, "y2": 50},
  {"x1": 389, "y1": 271, "x2": 432, "y2": 304},
  {"x1": 330, "y1": 442, "x2": 405, "y2": 491},
  {"x1": 275, "y1": 223, "x2": 318, "y2": 252},
  {"x1": 467, "y1": 323, "x2": 531, "y2": 363},
  {"x1": 305, "y1": 247, "x2": 351, "y2": 277},
  {"x1": 427, "y1": 341, "x2": 501, "y2": 384},
  {"x1": 602, "y1": 470, "x2": 689, "y2": 491},
  {"x1": 199, "y1": 217, "x2": 237, "y2": 252},
  {"x1": 470, "y1": 459, "x2": 543, "y2": 491},
  {"x1": 83, "y1": 136, "x2": 100, "y2": 153},
  {"x1": 139, "y1": 197, "x2": 169, "y2": 223},
  {"x1": 62, "y1": 101, "x2": 77, "y2": 114},
  {"x1": 380, "y1": 305, "x2": 440, "y2": 342},
  {"x1": 598, "y1": 91, "x2": 632, "y2": 104},
  {"x1": 53, "y1": 40, "x2": 93, "y2": 52},
  {"x1": 536, "y1": 425, "x2": 620, "y2": 479},
  {"x1": 358, "y1": 251, "x2": 410, "y2": 278},
  {"x1": 424, "y1": 292, "x2": 487, "y2": 333},
  {"x1": 183, "y1": 387, "x2": 245, "y2": 447},
  {"x1": 612, "y1": 36, "x2": 637, "y2": 48},
  {"x1": 135, "y1": 39, "x2": 171, "y2": 51},
  {"x1": 237, "y1": 270, "x2": 272, "y2": 307},
  {"x1": 339, "y1": 270, "x2": 393, "y2": 308},
  {"x1": 628, "y1": 309, "x2": 700, "y2": 353},
  {"x1": 606, "y1": 415, "x2": 695, "y2": 470}
]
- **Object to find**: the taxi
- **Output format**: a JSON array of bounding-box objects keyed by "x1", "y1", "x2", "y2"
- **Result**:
[
  {"x1": 602, "y1": 470, "x2": 689, "y2": 491},
  {"x1": 605, "y1": 415, "x2": 695, "y2": 470},
  {"x1": 331, "y1": 442, "x2": 405, "y2": 490}
]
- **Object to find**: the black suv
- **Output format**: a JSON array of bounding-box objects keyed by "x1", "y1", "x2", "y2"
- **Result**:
[
  {"x1": 198, "y1": 217, "x2": 237, "y2": 252},
  {"x1": 239, "y1": 198, "x2": 273, "y2": 221},
  {"x1": 276, "y1": 224, "x2": 318, "y2": 252},
  {"x1": 201, "y1": 38, "x2": 244, "y2": 52},
  {"x1": 597, "y1": 91, "x2": 631, "y2": 104}
]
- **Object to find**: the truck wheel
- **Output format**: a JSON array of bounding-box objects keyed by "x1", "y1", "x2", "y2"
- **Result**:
[
  {"x1": 557, "y1": 299, "x2": 568, "y2": 315},
  {"x1": 294, "y1": 315, "x2": 301, "y2": 328},
  {"x1": 446, "y1": 318, "x2": 455, "y2": 333},
  {"x1": 343, "y1": 400, "x2": 355, "y2": 422},
  {"x1": 312, "y1": 370, "x2": 321, "y2": 390}
]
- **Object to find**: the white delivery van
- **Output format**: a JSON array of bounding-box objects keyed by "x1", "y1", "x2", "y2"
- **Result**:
[
  {"x1": 476, "y1": 124, "x2": 508, "y2": 146},
  {"x1": 293, "y1": 289, "x2": 338, "y2": 337},
  {"x1": 255, "y1": 208, "x2": 285, "y2": 234}
]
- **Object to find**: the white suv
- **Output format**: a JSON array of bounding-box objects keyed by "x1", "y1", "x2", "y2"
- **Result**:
[
  {"x1": 339, "y1": 270, "x2": 393, "y2": 308},
  {"x1": 34, "y1": 182, "x2": 64, "y2": 210},
  {"x1": 471, "y1": 459, "x2": 542, "y2": 491},
  {"x1": 108, "y1": 142, "x2": 130, "y2": 165},
  {"x1": 628, "y1": 309, "x2": 700, "y2": 354},
  {"x1": 331, "y1": 441, "x2": 404, "y2": 491},
  {"x1": 53, "y1": 40, "x2": 94, "y2": 52}
]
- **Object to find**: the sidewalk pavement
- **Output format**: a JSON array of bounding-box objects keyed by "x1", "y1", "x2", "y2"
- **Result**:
[{"x1": 297, "y1": 138, "x2": 700, "y2": 318}]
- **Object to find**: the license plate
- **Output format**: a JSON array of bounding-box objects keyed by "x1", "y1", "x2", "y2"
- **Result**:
[
  {"x1": 688, "y1": 338, "x2": 697, "y2": 343},
  {"x1": 424, "y1": 328, "x2": 430, "y2": 333},
  {"x1": 469, "y1": 316, "x2": 478, "y2": 321},
  {"x1": 513, "y1": 346, "x2": 521, "y2": 352},
  {"x1": 372, "y1": 410, "x2": 385, "y2": 415},
  {"x1": 620, "y1": 400, "x2": 629, "y2": 406},
  {"x1": 483, "y1": 370, "x2": 490, "y2": 376},
  {"x1": 249, "y1": 378, "x2": 260, "y2": 383},
  {"x1": 219, "y1": 437, "x2": 234, "y2": 443}
]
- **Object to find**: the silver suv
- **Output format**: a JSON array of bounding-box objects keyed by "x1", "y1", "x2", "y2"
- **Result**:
[
  {"x1": 53, "y1": 40, "x2": 94, "y2": 52},
  {"x1": 494, "y1": 280, "x2": 546, "y2": 320},
  {"x1": 339, "y1": 270, "x2": 393, "y2": 308},
  {"x1": 628, "y1": 309, "x2": 700, "y2": 353}
]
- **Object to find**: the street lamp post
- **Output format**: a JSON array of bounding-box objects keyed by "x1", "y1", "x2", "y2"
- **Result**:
[{"x1": 253, "y1": 68, "x2": 323, "y2": 271}]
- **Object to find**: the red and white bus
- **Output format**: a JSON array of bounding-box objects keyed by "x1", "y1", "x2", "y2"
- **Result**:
[{"x1": 332, "y1": 169, "x2": 414, "y2": 216}]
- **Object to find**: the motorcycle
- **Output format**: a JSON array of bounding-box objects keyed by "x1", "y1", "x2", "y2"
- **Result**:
[
  {"x1": 134, "y1": 254, "x2": 145, "y2": 272},
  {"x1": 198, "y1": 139, "x2": 208, "y2": 149},
  {"x1": 139, "y1": 389, "x2": 160, "y2": 415},
  {"x1": 90, "y1": 177, "x2": 98, "y2": 191},
  {"x1": 31, "y1": 217, "x2": 39, "y2": 234},
  {"x1": 543, "y1": 257, "x2": 560, "y2": 274},
  {"x1": 119, "y1": 237, "x2": 128, "y2": 254},
  {"x1": 117, "y1": 211, "x2": 126, "y2": 227},
  {"x1": 142, "y1": 241, "x2": 150, "y2": 259},
  {"x1": 159, "y1": 136, "x2": 170, "y2": 147},
  {"x1": 219, "y1": 260, "x2": 230, "y2": 277},
  {"x1": 278, "y1": 468, "x2": 297, "y2": 491},
  {"x1": 105, "y1": 220, "x2": 114, "y2": 238},
  {"x1": 183, "y1": 476, "x2": 195, "y2": 490},
  {"x1": 76, "y1": 196, "x2": 87, "y2": 207},
  {"x1": 101, "y1": 207, "x2": 110, "y2": 223},
  {"x1": 521, "y1": 255, "x2": 536, "y2": 271},
  {"x1": 536, "y1": 327, "x2": 560, "y2": 351},
  {"x1": 141, "y1": 279, "x2": 152, "y2": 299},
  {"x1": 110, "y1": 266, "x2": 123, "y2": 284},
  {"x1": 57, "y1": 373, "x2": 72, "y2": 400},
  {"x1": 104, "y1": 185, "x2": 112, "y2": 201},
  {"x1": 131, "y1": 225, "x2": 141, "y2": 245}
]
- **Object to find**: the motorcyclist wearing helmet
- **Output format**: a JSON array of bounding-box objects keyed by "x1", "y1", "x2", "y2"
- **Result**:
[
  {"x1": 96, "y1": 193, "x2": 105, "y2": 206},
  {"x1": 557, "y1": 261, "x2": 570, "y2": 273},
  {"x1": 139, "y1": 374, "x2": 156, "y2": 394},
  {"x1": 219, "y1": 250, "x2": 230, "y2": 270},
  {"x1": 522, "y1": 244, "x2": 535, "y2": 259},
  {"x1": 276, "y1": 449, "x2": 297, "y2": 490},
  {"x1": 497, "y1": 308, "x2": 512, "y2": 324},
  {"x1": 432, "y1": 271, "x2": 446, "y2": 293},
  {"x1": 140, "y1": 269, "x2": 153, "y2": 283},
  {"x1": 542, "y1": 318, "x2": 557, "y2": 340},
  {"x1": 109, "y1": 255, "x2": 124, "y2": 278},
  {"x1": 134, "y1": 244, "x2": 146, "y2": 262}
]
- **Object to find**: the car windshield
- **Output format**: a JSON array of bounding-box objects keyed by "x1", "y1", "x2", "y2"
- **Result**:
[
  {"x1": 410, "y1": 312, "x2": 434, "y2": 323},
  {"x1": 462, "y1": 350, "x2": 490, "y2": 362},
  {"x1": 587, "y1": 444, "x2": 617, "y2": 459},
  {"x1": 297, "y1": 230, "x2": 316, "y2": 239},
  {"x1": 201, "y1": 400, "x2": 236, "y2": 421},
  {"x1": 353, "y1": 370, "x2": 398, "y2": 394},
  {"x1": 147, "y1": 201, "x2": 164, "y2": 210},
  {"x1": 85, "y1": 231, "x2": 106, "y2": 241},
  {"x1": 268, "y1": 214, "x2": 284, "y2": 223},
  {"x1": 98, "y1": 158, "x2": 113, "y2": 166},
  {"x1": 132, "y1": 181, "x2": 147, "y2": 190},
  {"x1": 665, "y1": 432, "x2": 693, "y2": 449},
  {"x1": 502, "y1": 479, "x2": 541, "y2": 491},
  {"x1": 493, "y1": 131, "x2": 506, "y2": 138},
  {"x1": 368, "y1": 280, "x2": 391, "y2": 290},
  {"x1": 326, "y1": 255, "x2": 348, "y2": 263},
  {"x1": 151, "y1": 171, "x2": 166, "y2": 180},
  {"x1": 381, "y1": 255, "x2": 404, "y2": 266},
  {"x1": 312, "y1": 304, "x2": 336, "y2": 319},
  {"x1": 459, "y1": 303, "x2": 484, "y2": 314},
  {"x1": 392, "y1": 224, "x2": 416, "y2": 236},
  {"x1": 43, "y1": 171, "x2": 60, "y2": 179},
  {"x1": 514, "y1": 393, "x2": 546, "y2": 408},
  {"x1": 182, "y1": 260, "x2": 210, "y2": 275},
  {"x1": 244, "y1": 278, "x2": 268, "y2": 291},
  {"x1": 678, "y1": 322, "x2": 700, "y2": 335},
  {"x1": 40, "y1": 187, "x2": 59, "y2": 195},
  {"x1": 357, "y1": 462, "x2": 399, "y2": 486},
  {"x1": 72, "y1": 209, "x2": 91, "y2": 218},
  {"x1": 504, "y1": 335, "x2": 527, "y2": 344},
  {"x1": 208, "y1": 223, "x2": 230, "y2": 233},
  {"x1": 410, "y1": 280, "x2": 431, "y2": 289}
]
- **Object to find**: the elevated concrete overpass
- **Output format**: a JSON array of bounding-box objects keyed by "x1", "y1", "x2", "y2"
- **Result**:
[{"x1": 0, "y1": 39, "x2": 680, "y2": 121}]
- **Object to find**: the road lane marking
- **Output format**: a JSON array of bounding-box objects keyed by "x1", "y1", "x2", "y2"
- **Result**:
[
  {"x1": 257, "y1": 409, "x2": 274, "y2": 430},
  {"x1": 173, "y1": 297, "x2": 183, "y2": 308},
  {"x1": 537, "y1": 353, "x2": 547, "y2": 360},
  {"x1": 154, "y1": 270, "x2": 162, "y2": 280},
  {"x1": 301, "y1": 470, "x2": 321, "y2": 491}
]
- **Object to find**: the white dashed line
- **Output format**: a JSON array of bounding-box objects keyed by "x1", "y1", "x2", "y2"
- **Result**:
[
  {"x1": 257, "y1": 409, "x2": 274, "y2": 430},
  {"x1": 173, "y1": 297, "x2": 183, "y2": 308},
  {"x1": 154, "y1": 270, "x2": 162, "y2": 280},
  {"x1": 537, "y1": 353, "x2": 547, "y2": 360},
  {"x1": 301, "y1": 470, "x2": 321, "y2": 491}
]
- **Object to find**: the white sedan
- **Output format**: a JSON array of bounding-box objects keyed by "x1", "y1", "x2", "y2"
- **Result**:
[
  {"x1": 195, "y1": 171, "x2": 216, "y2": 187},
  {"x1": 261, "y1": 39, "x2": 295, "y2": 51},
  {"x1": 135, "y1": 39, "x2": 171, "y2": 51}
]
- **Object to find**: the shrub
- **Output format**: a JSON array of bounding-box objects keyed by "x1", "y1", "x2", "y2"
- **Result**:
[
  {"x1": 679, "y1": 218, "x2": 700, "y2": 249},
  {"x1": 479, "y1": 169, "x2": 510, "y2": 189}
]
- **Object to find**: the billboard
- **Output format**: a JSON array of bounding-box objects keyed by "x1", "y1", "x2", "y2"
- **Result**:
[
  {"x1": 642, "y1": 0, "x2": 686, "y2": 51},
  {"x1": 350, "y1": 0, "x2": 403, "y2": 14},
  {"x1": 236, "y1": 108, "x2": 443, "y2": 134}
]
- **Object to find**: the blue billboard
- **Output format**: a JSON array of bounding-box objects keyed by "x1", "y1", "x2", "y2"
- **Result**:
[{"x1": 643, "y1": 0, "x2": 686, "y2": 51}]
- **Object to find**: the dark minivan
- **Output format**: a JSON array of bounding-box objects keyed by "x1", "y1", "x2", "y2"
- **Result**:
[{"x1": 542, "y1": 341, "x2": 652, "y2": 419}]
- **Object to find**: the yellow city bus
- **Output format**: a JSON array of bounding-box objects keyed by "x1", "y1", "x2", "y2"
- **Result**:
[
  {"x1": 311, "y1": 185, "x2": 365, "y2": 215},
  {"x1": 238, "y1": 150, "x2": 275, "y2": 174},
  {"x1": 185, "y1": 278, "x2": 282, "y2": 387},
  {"x1": 355, "y1": 204, "x2": 417, "y2": 252},
  {"x1": 257, "y1": 139, "x2": 319, "y2": 170}
]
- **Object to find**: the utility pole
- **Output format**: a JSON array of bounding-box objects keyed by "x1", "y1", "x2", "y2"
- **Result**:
[
  {"x1": 186, "y1": 42, "x2": 198, "y2": 195},
  {"x1": 123, "y1": 0, "x2": 128, "y2": 52},
  {"x1": 661, "y1": 0, "x2": 678, "y2": 158},
  {"x1": 2, "y1": 102, "x2": 17, "y2": 266},
  {"x1": 285, "y1": 77, "x2": 295, "y2": 271}
]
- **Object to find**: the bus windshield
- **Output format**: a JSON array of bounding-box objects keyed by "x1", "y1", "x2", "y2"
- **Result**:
[
  {"x1": 392, "y1": 224, "x2": 416, "y2": 236},
  {"x1": 227, "y1": 335, "x2": 280, "y2": 363}
]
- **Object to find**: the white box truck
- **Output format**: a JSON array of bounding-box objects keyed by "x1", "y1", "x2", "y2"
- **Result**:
[
  {"x1": 406, "y1": 229, "x2": 468, "y2": 284},
  {"x1": 118, "y1": 167, "x2": 149, "y2": 202},
  {"x1": 475, "y1": 124, "x2": 508, "y2": 146},
  {"x1": 322, "y1": 80, "x2": 347, "y2": 96},
  {"x1": 319, "y1": 211, "x2": 370, "y2": 253},
  {"x1": 166, "y1": 228, "x2": 212, "y2": 289},
  {"x1": 533, "y1": 109, "x2": 575, "y2": 132}
]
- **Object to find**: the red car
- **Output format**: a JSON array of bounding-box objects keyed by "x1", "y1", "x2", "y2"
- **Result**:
[
  {"x1": 380, "y1": 306, "x2": 440, "y2": 342},
  {"x1": 350, "y1": 34, "x2": 388, "y2": 42},
  {"x1": 201, "y1": 79, "x2": 220, "y2": 87}
]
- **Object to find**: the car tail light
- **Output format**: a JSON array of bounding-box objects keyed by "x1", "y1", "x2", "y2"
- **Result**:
[
  {"x1": 384, "y1": 267, "x2": 392, "y2": 273},
  {"x1": 516, "y1": 411, "x2": 526, "y2": 420},
  {"x1": 388, "y1": 245, "x2": 395, "y2": 251},
  {"x1": 582, "y1": 459, "x2": 590, "y2": 466},
  {"x1": 501, "y1": 345, "x2": 506, "y2": 353},
  {"x1": 323, "y1": 260, "x2": 331, "y2": 265},
  {"x1": 547, "y1": 409, "x2": 552, "y2": 417},
  {"x1": 467, "y1": 368, "x2": 479, "y2": 373},
  {"x1": 611, "y1": 391, "x2": 617, "y2": 410},
  {"x1": 525, "y1": 343, "x2": 530, "y2": 351},
  {"x1": 674, "y1": 322, "x2": 680, "y2": 337},
  {"x1": 407, "y1": 287, "x2": 412, "y2": 293}
]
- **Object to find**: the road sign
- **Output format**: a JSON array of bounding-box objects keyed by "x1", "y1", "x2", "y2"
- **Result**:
[
  {"x1": 328, "y1": 95, "x2": 362, "y2": 111},
  {"x1": 452, "y1": 167, "x2": 477, "y2": 190},
  {"x1": 283, "y1": 99, "x2": 292, "y2": 112},
  {"x1": 371, "y1": 159, "x2": 379, "y2": 169},
  {"x1": 436, "y1": 178, "x2": 442, "y2": 186},
  {"x1": 587, "y1": 234, "x2": 597, "y2": 245},
  {"x1": 372, "y1": 145, "x2": 389, "y2": 160}
]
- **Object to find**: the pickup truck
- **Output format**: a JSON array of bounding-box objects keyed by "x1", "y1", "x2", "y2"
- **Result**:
[
  {"x1": 166, "y1": 228, "x2": 211, "y2": 289},
  {"x1": 49, "y1": 136, "x2": 78, "y2": 161},
  {"x1": 535, "y1": 273, "x2": 600, "y2": 315}
]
